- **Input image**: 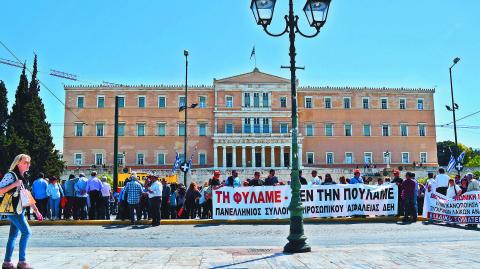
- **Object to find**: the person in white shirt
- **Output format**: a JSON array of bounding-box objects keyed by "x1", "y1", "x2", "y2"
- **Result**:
[
  {"x1": 100, "y1": 177, "x2": 112, "y2": 220},
  {"x1": 311, "y1": 170, "x2": 322, "y2": 185},
  {"x1": 433, "y1": 168, "x2": 450, "y2": 195},
  {"x1": 147, "y1": 176, "x2": 163, "y2": 226},
  {"x1": 446, "y1": 178, "x2": 461, "y2": 199}
]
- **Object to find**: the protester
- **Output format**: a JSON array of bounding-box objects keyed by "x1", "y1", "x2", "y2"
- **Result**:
[
  {"x1": 299, "y1": 170, "x2": 308, "y2": 185},
  {"x1": 86, "y1": 171, "x2": 103, "y2": 220},
  {"x1": 391, "y1": 170, "x2": 404, "y2": 216},
  {"x1": 209, "y1": 171, "x2": 221, "y2": 186},
  {"x1": 401, "y1": 172, "x2": 418, "y2": 222},
  {"x1": 249, "y1": 171, "x2": 264, "y2": 186},
  {"x1": 467, "y1": 173, "x2": 480, "y2": 192},
  {"x1": 176, "y1": 184, "x2": 187, "y2": 218},
  {"x1": 73, "y1": 173, "x2": 88, "y2": 220},
  {"x1": 198, "y1": 182, "x2": 208, "y2": 219},
  {"x1": 460, "y1": 178, "x2": 469, "y2": 194},
  {"x1": 349, "y1": 169, "x2": 363, "y2": 184},
  {"x1": 185, "y1": 182, "x2": 201, "y2": 219},
  {"x1": 169, "y1": 184, "x2": 178, "y2": 219},
  {"x1": 226, "y1": 170, "x2": 242, "y2": 188},
  {"x1": 384, "y1": 177, "x2": 391, "y2": 183},
  {"x1": 433, "y1": 168, "x2": 450, "y2": 195},
  {"x1": 264, "y1": 169, "x2": 279, "y2": 186},
  {"x1": 160, "y1": 179, "x2": 171, "y2": 219},
  {"x1": 0, "y1": 154, "x2": 43, "y2": 269},
  {"x1": 311, "y1": 170, "x2": 322, "y2": 185},
  {"x1": 100, "y1": 176, "x2": 112, "y2": 220},
  {"x1": 446, "y1": 178, "x2": 461, "y2": 199},
  {"x1": 339, "y1": 176, "x2": 347, "y2": 184},
  {"x1": 63, "y1": 174, "x2": 76, "y2": 220},
  {"x1": 147, "y1": 176, "x2": 162, "y2": 226},
  {"x1": 124, "y1": 175, "x2": 144, "y2": 224},
  {"x1": 31, "y1": 173, "x2": 48, "y2": 219},
  {"x1": 46, "y1": 176, "x2": 64, "y2": 220},
  {"x1": 377, "y1": 178, "x2": 384, "y2": 186},
  {"x1": 321, "y1": 174, "x2": 336, "y2": 185}
]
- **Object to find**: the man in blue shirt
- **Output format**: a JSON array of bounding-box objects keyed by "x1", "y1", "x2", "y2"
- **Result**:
[
  {"x1": 74, "y1": 173, "x2": 88, "y2": 220},
  {"x1": 124, "y1": 176, "x2": 143, "y2": 224},
  {"x1": 31, "y1": 173, "x2": 48, "y2": 219},
  {"x1": 349, "y1": 169, "x2": 364, "y2": 184},
  {"x1": 63, "y1": 174, "x2": 77, "y2": 220},
  {"x1": 264, "y1": 169, "x2": 279, "y2": 186}
]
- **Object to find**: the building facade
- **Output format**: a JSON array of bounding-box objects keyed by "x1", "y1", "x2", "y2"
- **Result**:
[{"x1": 63, "y1": 69, "x2": 437, "y2": 171}]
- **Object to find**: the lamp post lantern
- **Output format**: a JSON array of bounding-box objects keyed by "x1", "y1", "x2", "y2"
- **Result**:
[
  {"x1": 448, "y1": 57, "x2": 461, "y2": 176},
  {"x1": 250, "y1": 0, "x2": 332, "y2": 254}
]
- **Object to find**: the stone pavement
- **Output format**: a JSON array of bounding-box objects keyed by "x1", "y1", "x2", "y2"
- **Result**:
[{"x1": 10, "y1": 241, "x2": 479, "y2": 269}]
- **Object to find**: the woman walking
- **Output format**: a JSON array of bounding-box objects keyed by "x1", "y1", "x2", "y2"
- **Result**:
[
  {"x1": 46, "y1": 176, "x2": 64, "y2": 220},
  {"x1": 0, "y1": 154, "x2": 43, "y2": 269}
]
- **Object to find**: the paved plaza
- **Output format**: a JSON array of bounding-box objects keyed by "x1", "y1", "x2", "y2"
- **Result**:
[{"x1": 0, "y1": 222, "x2": 478, "y2": 268}]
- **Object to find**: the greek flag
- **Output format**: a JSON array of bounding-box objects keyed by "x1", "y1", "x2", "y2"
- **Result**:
[
  {"x1": 446, "y1": 155, "x2": 456, "y2": 173},
  {"x1": 188, "y1": 147, "x2": 197, "y2": 168},
  {"x1": 457, "y1": 151, "x2": 466, "y2": 163},
  {"x1": 172, "y1": 152, "x2": 181, "y2": 172},
  {"x1": 250, "y1": 46, "x2": 255, "y2": 60}
]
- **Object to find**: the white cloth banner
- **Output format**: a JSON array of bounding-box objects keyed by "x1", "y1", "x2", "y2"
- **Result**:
[
  {"x1": 213, "y1": 184, "x2": 398, "y2": 220},
  {"x1": 423, "y1": 191, "x2": 480, "y2": 224}
]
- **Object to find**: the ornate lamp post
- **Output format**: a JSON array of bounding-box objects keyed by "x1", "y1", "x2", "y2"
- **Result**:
[
  {"x1": 446, "y1": 57, "x2": 461, "y2": 176},
  {"x1": 250, "y1": 0, "x2": 332, "y2": 253}
]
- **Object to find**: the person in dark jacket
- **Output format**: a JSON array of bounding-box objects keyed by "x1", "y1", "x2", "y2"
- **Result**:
[
  {"x1": 392, "y1": 170, "x2": 404, "y2": 217},
  {"x1": 401, "y1": 172, "x2": 418, "y2": 222},
  {"x1": 264, "y1": 170, "x2": 278, "y2": 186},
  {"x1": 249, "y1": 172, "x2": 264, "y2": 186}
]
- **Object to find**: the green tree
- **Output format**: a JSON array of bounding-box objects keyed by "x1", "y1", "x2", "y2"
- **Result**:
[
  {"x1": 437, "y1": 141, "x2": 474, "y2": 166},
  {"x1": 0, "y1": 80, "x2": 9, "y2": 173},
  {"x1": 466, "y1": 155, "x2": 480, "y2": 167}
]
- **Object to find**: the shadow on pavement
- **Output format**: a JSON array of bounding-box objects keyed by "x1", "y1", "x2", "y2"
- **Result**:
[
  {"x1": 194, "y1": 224, "x2": 221, "y2": 228},
  {"x1": 210, "y1": 253, "x2": 284, "y2": 269},
  {"x1": 423, "y1": 221, "x2": 479, "y2": 231},
  {"x1": 102, "y1": 224, "x2": 128, "y2": 230}
]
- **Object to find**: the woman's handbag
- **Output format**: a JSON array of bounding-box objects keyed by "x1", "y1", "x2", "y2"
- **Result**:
[{"x1": 0, "y1": 172, "x2": 23, "y2": 215}]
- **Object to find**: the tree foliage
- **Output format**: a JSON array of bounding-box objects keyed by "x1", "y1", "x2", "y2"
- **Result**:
[{"x1": 0, "y1": 81, "x2": 9, "y2": 173}]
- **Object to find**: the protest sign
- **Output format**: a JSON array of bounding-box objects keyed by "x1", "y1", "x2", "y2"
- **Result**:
[{"x1": 423, "y1": 191, "x2": 480, "y2": 224}]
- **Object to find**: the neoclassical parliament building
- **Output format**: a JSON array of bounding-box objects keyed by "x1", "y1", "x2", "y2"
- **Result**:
[{"x1": 63, "y1": 68, "x2": 437, "y2": 171}]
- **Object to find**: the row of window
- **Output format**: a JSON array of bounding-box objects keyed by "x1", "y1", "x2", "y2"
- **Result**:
[
  {"x1": 73, "y1": 152, "x2": 208, "y2": 166},
  {"x1": 74, "y1": 122, "x2": 208, "y2": 137},
  {"x1": 303, "y1": 96, "x2": 425, "y2": 110},
  {"x1": 305, "y1": 152, "x2": 428, "y2": 165},
  {"x1": 75, "y1": 95, "x2": 208, "y2": 109},
  {"x1": 304, "y1": 123, "x2": 427, "y2": 137}
]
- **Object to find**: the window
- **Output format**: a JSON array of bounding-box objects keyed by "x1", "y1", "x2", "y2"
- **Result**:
[
  {"x1": 417, "y1": 98, "x2": 424, "y2": 110},
  {"x1": 383, "y1": 152, "x2": 391, "y2": 164},
  {"x1": 198, "y1": 123, "x2": 207, "y2": 136},
  {"x1": 280, "y1": 123, "x2": 288, "y2": 134},
  {"x1": 74, "y1": 123, "x2": 84, "y2": 137},
  {"x1": 226, "y1": 96, "x2": 233, "y2": 108},
  {"x1": 381, "y1": 98, "x2": 388, "y2": 109},
  {"x1": 178, "y1": 123, "x2": 185, "y2": 136},
  {"x1": 343, "y1": 97, "x2": 351, "y2": 109},
  {"x1": 402, "y1": 152, "x2": 410, "y2": 164},
  {"x1": 138, "y1": 96, "x2": 146, "y2": 108},
  {"x1": 362, "y1": 97, "x2": 369, "y2": 109},
  {"x1": 157, "y1": 123, "x2": 166, "y2": 136},
  {"x1": 262, "y1": 92, "x2": 269, "y2": 107},
  {"x1": 225, "y1": 123, "x2": 234, "y2": 134},
  {"x1": 97, "y1": 96, "x2": 105, "y2": 108},
  {"x1": 253, "y1": 118, "x2": 261, "y2": 133},
  {"x1": 157, "y1": 153, "x2": 165, "y2": 165},
  {"x1": 324, "y1": 97, "x2": 332, "y2": 109},
  {"x1": 118, "y1": 123, "x2": 125, "y2": 136},
  {"x1": 400, "y1": 124, "x2": 408, "y2": 137},
  {"x1": 244, "y1": 118, "x2": 251, "y2": 133},
  {"x1": 420, "y1": 152, "x2": 427, "y2": 163},
  {"x1": 418, "y1": 124, "x2": 426, "y2": 136},
  {"x1": 399, "y1": 98, "x2": 406, "y2": 110},
  {"x1": 325, "y1": 123, "x2": 333, "y2": 136},
  {"x1": 199, "y1": 96, "x2": 207, "y2": 108},
  {"x1": 199, "y1": 153, "x2": 207, "y2": 165},
  {"x1": 117, "y1": 96, "x2": 125, "y2": 108},
  {"x1": 253, "y1": 93, "x2": 260, "y2": 107},
  {"x1": 137, "y1": 153, "x2": 144, "y2": 165},
  {"x1": 76, "y1": 96, "x2": 84, "y2": 108},
  {"x1": 179, "y1": 96, "x2": 185, "y2": 108},
  {"x1": 244, "y1": 93, "x2": 251, "y2": 107},
  {"x1": 280, "y1": 97, "x2": 287, "y2": 108},
  {"x1": 326, "y1": 152, "x2": 334, "y2": 164},
  {"x1": 158, "y1": 96, "x2": 166, "y2": 108},
  {"x1": 344, "y1": 124, "x2": 352, "y2": 136},
  {"x1": 363, "y1": 124, "x2": 371, "y2": 137},
  {"x1": 306, "y1": 124, "x2": 314, "y2": 136},
  {"x1": 345, "y1": 152, "x2": 353, "y2": 164},
  {"x1": 306, "y1": 152, "x2": 315, "y2": 165},
  {"x1": 74, "y1": 153, "x2": 83, "y2": 165},
  {"x1": 137, "y1": 123, "x2": 145, "y2": 136},
  {"x1": 117, "y1": 154, "x2": 124, "y2": 166},
  {"x1": 95, "y1": 153, "x2": 103, "y2": 166},
  {"x1": 305, "y1": 97, "x2": 313, "y2": 108},
  {"x1": 382, "y1": 124, "x2": 390, "y2": 137},
  {"x1": 364, "y1": 152, "x2": 373, "y2": 164},
  {"x1": 262, "y1": 118, "x2": 270, "y2": 133},
  {"x1": 96, "y1": 123, "x2": 104, "y2": 137}
]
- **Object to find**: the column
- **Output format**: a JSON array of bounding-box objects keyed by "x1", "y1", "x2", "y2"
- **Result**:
[
  {"x1": 213, "y1": 144, "x2": 218, "y2": 168},
  {"x1": 289, "y1": 146, "x2": 292, "y2": 167},
  {"x1": 261, "y1": 146, "x2": 266, "y2": 168},
  {"x1": 232, "y1": 146, "x2": 237, "y2": 168},
  {"x1": 270, "y1": 146, "x2": 275, "y2": 168},
  {"x1": 242, "y1": 146, "x2": 246, "y2": 168},
  {"x1": 280, "y1": 146, "x2": 285, "y2": 167},
  {"x1": 251, "y1": 146, "x2": 256, "y2": 168},
  {"x1": 222, "y1": 145, "x2": 227, "y2": 168},
  {"x1": 298, "y1": 144, "x2": 303, "y2": 168}
]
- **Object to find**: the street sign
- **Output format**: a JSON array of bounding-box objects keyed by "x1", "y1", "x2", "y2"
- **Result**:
[
  {"x1": 455, "y1": 162, "x2": 464, "y2": 172},
  {"x1": 180, "y1": 162, "x2": 190, "y2": 173}
]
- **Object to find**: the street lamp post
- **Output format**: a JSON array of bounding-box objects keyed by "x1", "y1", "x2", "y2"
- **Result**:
[
  {"x1": 250, "y1": 0, "x2": 332, "y2": 253},
  {"x1": 447, "y1": 57, "x2": 460, "y2": 176}
]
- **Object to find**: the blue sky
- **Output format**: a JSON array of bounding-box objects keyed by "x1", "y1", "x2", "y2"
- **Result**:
[{"x1": 1, "y1": 0, "x2": 479, "y2": 150}]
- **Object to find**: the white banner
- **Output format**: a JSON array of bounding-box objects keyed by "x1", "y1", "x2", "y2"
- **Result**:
[
  {"x1": 213, "y1": 184, "x2": 398, "y2": 220},
  {"x1": 423, "y1": 191, "x2": 480, "y2": 224}
]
